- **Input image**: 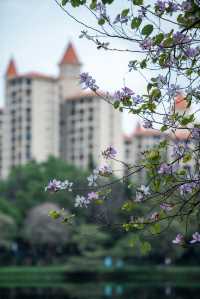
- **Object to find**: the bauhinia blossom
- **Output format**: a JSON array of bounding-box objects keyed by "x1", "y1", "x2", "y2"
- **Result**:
[
  {"x1": 45, "y1": 179, "x2": 73, "y2": 192},
  {"x1": 135, "y1": 185, "x2": 150, "y2": 202},
  {"x1": 98, "y1": 164, "x2": 113, "y2": 176},
  {"x1": 75, "y1": 195, "x2": 89, "y2": 208},
  {"x1": 190, "y1": 232, "x2": 200, "y2": 244},
  {"x1": 172, "y1": 234, "x2": 184, "y2": 245},
  {"x1": 102, "y1": 146, "x2": 117, "y2": 159}
]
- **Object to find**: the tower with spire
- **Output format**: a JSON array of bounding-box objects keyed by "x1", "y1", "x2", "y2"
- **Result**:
[
  {"x1": 59, "y1": 42, "x2": 82, "y2": 99},
  {"x1": 5, "y1": 58, "x2": 18, "y2": 79}
]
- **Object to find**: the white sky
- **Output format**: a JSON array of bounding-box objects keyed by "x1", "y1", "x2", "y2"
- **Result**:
[{"x1": 0, "y1": 0, "x2": 149, "y2": 134}]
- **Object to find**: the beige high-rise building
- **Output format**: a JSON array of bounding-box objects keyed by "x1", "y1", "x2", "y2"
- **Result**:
[{"x1": 1, "y1": 42, "x2": 123, "y2": 178}]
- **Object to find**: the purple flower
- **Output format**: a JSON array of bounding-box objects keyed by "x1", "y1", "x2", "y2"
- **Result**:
[
  {"x1": 159, "y1": 163, "x2": 172, "y2": 175},
  {"x1": 132, "y1": 95, "x2": 144, "y2": 105},
  {"x1": 87, "y1": 191, "x2": 99, "y2": 201},
  {"x1": 138, "y1": 6, "x2": 147, "y2": 18},
  {"x1": 173, "y1": 31, "x2": 191, "y2": 45},
  {"x1": 185, "y1": 47, "x2": 199, "y2": 58},
  {"x1": 155, "y1": 0, "x2": 166, "y2": 13},
  {"x1": 45, "y1": 179, "x2": 61, "y2": 192},
  {"x1": 181, "y1": 1, "x2": 192, "y2": 11},
  {"x1": 45, "y1": 179, "x2": 73, "y2": 192},
  {"x1": 172, "y1": 233, "x2": 184, "y2": 245},
  {"x1": 179, "y1": 182, "x2": 196, "y2": 195},
  {"x1": 114, "y1": 86, "x2": 134, "y2": 102},
  {"x1": 167, "y1": 1, "x2": 180, "y2": 13},
  {"x1": 113, "y1": 13, "x2": 129, "y2": 25},
  {"x1": 156, "y1": 74, "x2": 167, "y2": 88},
  {"x1": 191, "y1": 127, "x2": 200, "y2": 139},
  {"x1": 80, "y1": 72, "x2": 99, "y2": 91},
  {"x1": 160, "y1": 203, "x2": 173, "y2": 211},
  {"x1": 139, "y1": 38, "x2": 153, "y2": 50},
  {"x1": 172, "y1": 142, "x2": 189, "y2": 159},
  {"x1": 99, "y1": 164, "x2": 112, "y2": 176},
  {"x1": 190, "y1": 232, "x2": 200, "y2": 244},
  {"x1": 102, "y1": 146, "x2": 117, "y2": 159},
  {"x1": 143, "y1": 120, "x2": 153, "y2": 129},
  {"x1": 96, "y1": 2, "x2": 108, "y2": 20},
  {"x1": 167, "y1": 84, "x2": 180, "y2": 97},
  {"x1": 158, "y1": 163, "x2": 178, "y2": 175}
]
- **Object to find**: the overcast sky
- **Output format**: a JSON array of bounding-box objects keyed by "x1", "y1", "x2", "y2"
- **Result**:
[{"x1": 0, "y1": 0, "x2": 148, "y2": 133}]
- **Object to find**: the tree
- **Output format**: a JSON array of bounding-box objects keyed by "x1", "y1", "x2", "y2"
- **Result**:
[
  {"x1": 48, "y1": 0, "x2": 200, "y2": 249},
  {"x1": 0, "y1": 212, "x2": 16, "y2": 247},
  {"x1": 23, "y1": 203, "x2": 69, "y2": 246}
]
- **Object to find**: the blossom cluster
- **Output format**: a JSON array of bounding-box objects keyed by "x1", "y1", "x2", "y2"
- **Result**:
[
  {"x1": 45, "y1": 179, "x2": 73, "y2": 192},
  {"x1": 80, "y1": 72, "x2": 99, "y2": 91},
  {"x1": 75, "y1": 191, "x2": 99, "y2": 208},
  {"x1": 173, "y1": 232, "x2": 200, "y2": 245}
]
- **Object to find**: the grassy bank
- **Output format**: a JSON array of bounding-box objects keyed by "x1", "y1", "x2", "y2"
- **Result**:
[{"x1": 0, "y1": 265, "x2": 200, "y2": 287}]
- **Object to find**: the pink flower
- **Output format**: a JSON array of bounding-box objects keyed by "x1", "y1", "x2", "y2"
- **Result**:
[
  {"x1": 172, "y1": 234, "x2": 184, "y2": 245},
  {"x1": 87, "y1": 191, "x2": 99, "y2": 201},
  {"x1": 190, "y1": 232, "x2": 200, "y2": 244}
]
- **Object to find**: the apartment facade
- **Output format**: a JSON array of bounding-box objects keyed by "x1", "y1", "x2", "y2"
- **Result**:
[
  {"x1": 124, "y1": 96, "x2": 192, "y2": 181},
  {"x1": 60, "y1": 91, "x2": 123, "y2": 171},
  {"x1": 1, "y1": 43, "x2": 123, "y2": 178}
]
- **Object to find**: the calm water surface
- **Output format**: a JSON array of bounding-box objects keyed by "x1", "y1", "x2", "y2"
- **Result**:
[{"x1": 0, "y1": 283, "x2": 199, "y2": 299}]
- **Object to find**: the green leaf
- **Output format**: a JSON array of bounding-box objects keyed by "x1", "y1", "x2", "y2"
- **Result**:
[
  {"x1": 160, "y1": 125, "x2": 168, "y2": 132},
  {"x1": 62, "y1": 0, "x2": 68, "y2": 5},
  {"x1": 180, "y1": 114, "x2": 194, "y2": 126},
  {"x1": 121, "y1": 201, "x2": 135, "y2": 212},
  {"x1": 150, "y1": 223, "x2": 160, "y2": 235},
  {"x1": 131, "y1": 17, "x2": 142, "y2": 29},
  {"x1": 141, "y1": 241, "x2": 151, "y2": 255},
  {"x1": 49, "y1": 210, "x2": 61, "y2": 220},
  {"x1": 129, "y1": 235, "x2": 139, "y2": 248},
  {"x1": 98, "y1": 18, "x2": 105, "y2": 25},
  {"x1": 90, "y1": 0, "x2": 97, "y2": 9},
  {"x1": 121, "y1": 8, "x2": 129, "y2": 17},
  {"x1": 140, "y1": 59, "x2": 147, "y2": 69},
  {"x1": 163, "y1": 37, "x2": 173, "y2": 47},
  {"x1": 142, "y1": 24, "x2": 153, "y2": 37},
  {"x1": 154, "y1": 33, "x2": 164, "y2": 45},
  {"x1": 150, "y1": 88, "x2": 161, "y2": 100},
  {"x1": 132, "y1": 0, "x2": 143, "y2": 5},
  {"x1": 183, "y1": 153, "x2": 192, "y2": 163},
  {"x1": 113, "y1": 100, "x2": 120, "y2": 109}
]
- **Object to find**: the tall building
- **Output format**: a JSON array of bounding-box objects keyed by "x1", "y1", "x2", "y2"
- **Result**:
[
  {"x1": 60, "y1": 91, "x2": 123, "y2": 171},
  {"x1": 124, "y1": 96, "x2": 191, "y2": 181},
  {"x1": 1, "y1": 42, "x2": 123, "y2": 178}
]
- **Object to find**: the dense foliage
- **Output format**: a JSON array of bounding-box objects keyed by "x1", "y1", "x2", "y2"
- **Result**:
[{"x1": 0, "y1": 158, "x2": 199, "y2": 265}]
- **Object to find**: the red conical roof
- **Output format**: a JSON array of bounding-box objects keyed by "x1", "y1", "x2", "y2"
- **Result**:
[
  {"x1": 6, "y1": 58, "x2": 18, "y2": 78},
  {"x1": 59, "y1": 42, "x2": 80, "y2": 65}
]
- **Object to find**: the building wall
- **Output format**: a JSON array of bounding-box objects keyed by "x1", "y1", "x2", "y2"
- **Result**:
[
  {"x1": 60, "y1": 95, "x2": 123, "y2": 174},
  {"x1": 31, "y1": 79, "x2": 60, "y2": 162},
  {"x1": 2, "y1": 76, "x2": 60, "y2": 178}
]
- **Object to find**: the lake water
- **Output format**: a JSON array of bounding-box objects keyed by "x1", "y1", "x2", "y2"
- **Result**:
[{"x1": 0, "y1": 283, "x2": 199, "y2": 299}]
